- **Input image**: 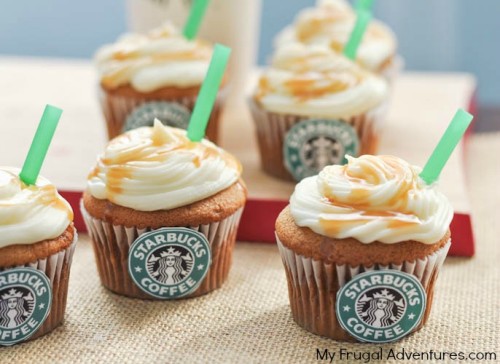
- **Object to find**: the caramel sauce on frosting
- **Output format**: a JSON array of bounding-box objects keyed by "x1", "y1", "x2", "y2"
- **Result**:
[
  {"x1": 274, "y1": 0, "x2": 397, "y2": 72},
  {"x1": 95, "y1": 22, "x2": 213, "y2": 92},
  {"x1": 0, "y1": 168, "x2": 73, "y2": 247},
  {"x1": 87, "y1": 120, "x2": 242, "y2": 212},
  {"x1": 256, "y1": 43, "x2": 387, "y2": 118},
  {"x1": 290, "y1": 155, "x2": 453, "y2": 244}
]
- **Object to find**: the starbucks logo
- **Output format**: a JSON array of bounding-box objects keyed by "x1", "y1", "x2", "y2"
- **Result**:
[
  {"x1": 128, "y1": 228, "x2": 211, "y2": 299},
  {"x1": 147, "y1": 246, "x2": 194, "y2": 285},
  {"x1": 356, "y1": 288, "x2": 405, "y2": 328},
  {"x1": 123, "y1": 101, "x2": 191, "y2": 132},
  {"x1": 284, "y1": 119, "x2": 359, "y2": 181},
  {"x1": 336, "y1": 270, "x2": 426, "y2": 343},
  {"x1": 0, "y1": 268, "x2": 52, "y2": 345}
]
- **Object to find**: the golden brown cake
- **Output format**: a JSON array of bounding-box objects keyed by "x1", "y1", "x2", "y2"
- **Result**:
[
  {"x1": 275, "y1": 155, "x2": 453, "y2": 342},
  {"x1": 95, "y1": 22, "x2": 226, "y2": 143},
  {"x1": 81, "y1": 121, "x2": 247, "y2": 300},
  {"x1": 100, "y1": 82, "x2": 224, "y2": 142},
  {"x1": 250, "y1": 43, "x2": 387, "y2": 182},
  {"x1": 0, "y1": 168, "x2": 76, "y2": 345}
]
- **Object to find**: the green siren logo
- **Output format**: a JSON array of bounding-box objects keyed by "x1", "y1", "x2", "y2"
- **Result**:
[
  {"x1": 336, "y1": 270, "x2": 426, "y2": 343},
  {"x1": 0, "y1": 268, "x2": 52, "y2": 346},
  {"x1": 284, "y1": 119, "x2": 359, "y2": 181},
  {"x1": 123, "y1": 101, "x2": 191, "y2": 132},
  {"x1": 128, "y1": 228, "x2": 211, "y2": 299}
]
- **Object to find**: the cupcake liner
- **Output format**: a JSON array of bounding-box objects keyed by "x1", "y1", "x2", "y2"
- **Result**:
[
  {"x1": 0, "y1": 231, "x2": 77, "y2": 344},
  {"x1": 276, "y1": 236, "x2": 451, "y2": 341},
  {"x1": 99, "y1": 86, "x2": 224, "y2": 143},
  {"x1": 249, "y1": 98, "x2": 387, "y2": 181},
  {"x1": 81, "y1": 204, "x2": 243, "y2": 300}
]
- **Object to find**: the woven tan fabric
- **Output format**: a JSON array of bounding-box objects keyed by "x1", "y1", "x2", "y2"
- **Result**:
[{"x1": 0, "y1": 133, "x2": 499, "y2": 363}]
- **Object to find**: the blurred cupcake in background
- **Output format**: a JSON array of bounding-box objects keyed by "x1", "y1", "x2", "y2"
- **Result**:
[
  {"x1": 250, "y1": 42, "x2": 388, "y2": 181},
  {"x1": 95, "y1": 22, "x2": 226, "y2": 143},
  {"x1": 275, "y1": 0, "x2": 400, "y2": 81}
]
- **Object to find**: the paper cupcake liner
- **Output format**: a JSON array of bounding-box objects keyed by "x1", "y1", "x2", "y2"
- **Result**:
[
  {"x1": 276, "y1": 236, "x2": 451, "y2": 341},
  {"x1": 81, "y1": 205, "x2": 243, "y2": 300},
  {"x1": 99, "y1": 87, "x2": 224, "y2": 143},
  {"x1": 249, "y1": 98, "x2": 387, "y2": 181},
  {"x1": 0, "y1": 231, "x2": 77, "y2": 344}
]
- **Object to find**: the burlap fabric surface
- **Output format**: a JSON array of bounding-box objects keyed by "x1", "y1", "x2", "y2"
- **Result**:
[{"x1": 1, "y1": 133, "x2": 499, "y2": 363}]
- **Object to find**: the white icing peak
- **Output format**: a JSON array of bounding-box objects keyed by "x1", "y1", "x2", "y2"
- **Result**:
[
  {"x1": 0, "y1": 167, "x2": 73, "y2": 248},
  {"x1": 275, "y1": 0, "x2": 397, "y2": 72},
  {"x1": 256, "y1": 42, "x2": 387, "y2": 118},
  {"x1": 87, "y1": 120, "x2": 241, "y2": 211},
  {"x1": 95, "y1": 22, "x2": 213, "y2": 92},
  {"x1": 290, "y1": 155, "x2": 453, "y2": 244}
]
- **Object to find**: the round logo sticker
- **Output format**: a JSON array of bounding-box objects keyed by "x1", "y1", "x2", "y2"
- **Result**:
[
  {"x1": 128, "y1": 228, "x2": 211, "y2": 299},
  {"x1": 336, "y1": 270, "x2": 426, "y2": 343},
  {"x1": 123, "y1": 101, "x2": 191, "y2": 132},
  {"x1": 0, "y1": 268, "x2": 52, "y2": 346},
  {"x1": 283, "y1": 119, "x2": 359, "y2": 181}
]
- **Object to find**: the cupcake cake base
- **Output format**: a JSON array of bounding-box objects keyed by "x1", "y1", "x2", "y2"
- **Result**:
[
  {"x1": 82, "y1": 206, "x2": 243, "y2": 300},
  {"x1": 249, "y1": 99, "x2": 386, "y2": 181},
  {"x1": 275, "y1": 207, "x2": 451, "y2": 341},
  {"x1": 0, "y1": 225, "x2": 77, "y2": 344},
  {"x1": 100, "y1": 84, "x2": 224, "y2": 143},
  {"x1": 81, "y1": 181, "x2": 247, "y2": 300}
]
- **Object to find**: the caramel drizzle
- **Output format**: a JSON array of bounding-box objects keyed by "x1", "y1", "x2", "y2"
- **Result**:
[
  {"x1": 296, "y1": 8, "x2": 352, "y2": 42},
  {"x1": 101, "y1": 47, "x2": 212, "y2": 88},
  {"x1": 92, "y1": 127, "x2": 241, "y2": 200},
  {"x1": 283, "y1": 73, "x2": 361, "y2": 101},
  {"x1": 33, "y1": 184, "x2": 73, "y2": 221},
  {"x1": 319, "y1": 156, "x2": 422, "y2": 233}
]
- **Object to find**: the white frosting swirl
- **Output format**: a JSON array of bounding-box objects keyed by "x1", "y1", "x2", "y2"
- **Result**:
[
  {"x1": 95, "y1": 22, "x2": 212, "y2": 92},
  {"x1": 0, "y1": 167, "x2": 73, "y2": 248},
  {"x1": 87, "y1": 120, "x2": 241, "y2": 211},
  {"x1": 256, "y1": 43, "x2": 387, "y2": 118},
  {"x1": 275, "y1": 0, "x2": 397, "y2": 72},
  {"x1": 290, "y1": 155, "x2": 453, "y2": 244}
]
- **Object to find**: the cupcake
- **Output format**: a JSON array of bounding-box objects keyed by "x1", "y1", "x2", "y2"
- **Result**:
[
  {"x1": 275, "y1": 155, "x2": 452, "y2": 342},
  {"x1": 81, "y1": 120, "x2": 246, "y2": 299},
  {"x1": 275, "y1": 0, "x2": 400, "y2": 80},
  {"x1": 250, "y1": 42, "x2": 388, "y2": 181},
  {"x1": 95, "y1": 22, "x2": 225, "y2": 143},
  {"x1": 0, "y1": 167, "x2": 76, "y2": 346}
]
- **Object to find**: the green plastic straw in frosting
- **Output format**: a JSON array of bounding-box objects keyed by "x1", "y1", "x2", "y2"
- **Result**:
[
  {"x1": 357, "y1": 0, "x2": 374, "y2": 12},
  {"x1": 187, "y1": 44, "x2": 231, "y2": 142},
  {"x1": 420, "y1": 109, "x2": 473, "y2": 185},
  {"x1": 343, "y1": 9, "x2": 372, "y2": 60},
  {"x1": 183, "y1": 0, "x2": 211, "y2": 40},
  {"x1": 19, "y1": 105, "x2": 63, "y2": 185}
]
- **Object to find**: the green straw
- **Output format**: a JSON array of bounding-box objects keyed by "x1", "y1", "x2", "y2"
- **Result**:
[
  {"x1": 19, "y1": 105, "x2": 63, "y2": 185},
  {"x1": 187, "y1": 44, "x2": 231, "y2": 142},
  {"x1": 343, "y1": 9, "x2": 372, "y2": 60},
  {"x1": 357, "y1": 0, "x2": 374, "y2": 12},
  {"x1": 420, "y1": 109, "x2": 473, "y2": 185},
  {"x1": 183, "y1": 0, "x2": 211, "y2": 40}
]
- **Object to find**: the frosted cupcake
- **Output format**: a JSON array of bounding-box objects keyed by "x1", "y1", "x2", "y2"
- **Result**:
[
  {"x1": 250, "y1": 43, "x2": 388, "y2": 181},
  {"x1": 81, "y1": 121, "x2": 246, "y2": 300},
  {"x1": 276, "y1": 155, "x2": 452, "y2": 342},
  {"x1": 95, "y1": 22, "x2": 225, "y2": 142},
  {"x1": 275, "y1": 0, "x2": 400, "y2": 80},
  {"x1": 0, "y1": 168, "x2": 76, "y2": 346}
]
